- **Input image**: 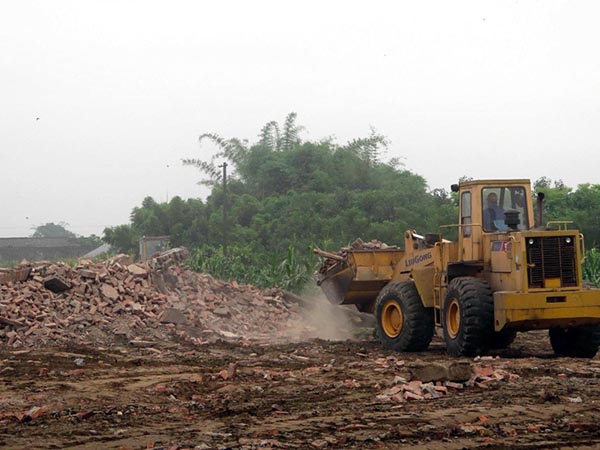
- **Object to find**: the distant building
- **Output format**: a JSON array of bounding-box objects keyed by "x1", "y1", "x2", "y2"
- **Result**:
[
  {"x1": 0, "y1": 237, "x2": 98, "y2": 264},
  {"x1": 139, "y1": 236, "x2": 170, "y2": 261},
  {"x1": 82, "y1": 243, "x2": 112, "y2": 259}
]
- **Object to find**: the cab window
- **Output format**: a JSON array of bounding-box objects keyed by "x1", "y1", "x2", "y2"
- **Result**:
[
  {"x1": 482, "y1": 187, "x2": 529, "y2": 232},
  {"x1": 461, "y1": 191, "x2": 471, "y2": 237}
]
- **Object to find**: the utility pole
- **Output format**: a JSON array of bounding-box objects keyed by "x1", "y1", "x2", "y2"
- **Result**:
[{"x1": 219, "y1": 162, "x2": 228, "y2": 256}]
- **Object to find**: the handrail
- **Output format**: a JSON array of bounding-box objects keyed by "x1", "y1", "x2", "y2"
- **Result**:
[
  {"x1": 438, "y1": 223, "x2": 483, "y2": 234},
  {"x1": 547, "y1": 220, "x2": 573, "y2": 230}
]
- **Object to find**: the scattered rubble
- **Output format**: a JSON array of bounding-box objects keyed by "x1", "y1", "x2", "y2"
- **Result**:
[
  {"x1": 0, "y1": 248, "x2": 304, "y2": 348},
  {"x1": 1, "y1": 335, "x2": 599, "y2": 450},
  {"x1": 408, "y1": 360, "x2": 472, "y2": 382},
  {"x1": 377, "y1": 361, "x2": 519, "y2": 403}
]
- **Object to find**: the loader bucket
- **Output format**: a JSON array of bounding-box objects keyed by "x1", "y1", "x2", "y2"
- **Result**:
[{"x1": 316, "y1": 249, "x2": 405, "y2": 311}]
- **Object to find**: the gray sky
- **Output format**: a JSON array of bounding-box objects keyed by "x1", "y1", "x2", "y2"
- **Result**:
[{"x1": 1, "y1": 0, "x2": 599, "y2": 237}]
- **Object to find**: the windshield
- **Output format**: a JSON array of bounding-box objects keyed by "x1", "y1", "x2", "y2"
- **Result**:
[{"x1": 482, "y1": 186, "x2": 529, "y2": 232}]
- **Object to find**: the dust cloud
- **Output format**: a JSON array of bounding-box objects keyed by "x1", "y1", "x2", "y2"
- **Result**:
[{"x1": 281, "y1": 286, "x2": 375, "y2": 343}]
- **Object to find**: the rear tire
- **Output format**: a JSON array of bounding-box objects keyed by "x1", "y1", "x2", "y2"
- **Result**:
[
  {"x1": 374, "y1": 281, "x2": 434, "y2": 352},
  {"x1": 489, "y1": 329, "x2": 517, "y2": 349},
  {"x1": 443, "y1": 277, "x2": 494, "y2": 357},
  {"x1": 549, "y1": 326, "x2": 600, "y2": 358}
]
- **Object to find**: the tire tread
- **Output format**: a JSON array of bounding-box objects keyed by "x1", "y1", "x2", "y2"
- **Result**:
[
  {"x1": 443, "y1": 277, "x2": 494, "y2": 357},
  {"x1": 374, "y1": 281, "x2": 434, "y2": 352}
]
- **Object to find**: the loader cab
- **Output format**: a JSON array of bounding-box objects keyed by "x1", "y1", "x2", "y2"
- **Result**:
[
  {"x1": 481, "y1": 186, "x2": 530, "y2": 232},
  {"x1": 454, "y1": 179, "x2": 534, "y2": 262}
]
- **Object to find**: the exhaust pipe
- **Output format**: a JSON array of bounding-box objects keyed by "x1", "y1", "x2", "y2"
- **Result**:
[{"x1": 536, "y1": 192, "x2": 545, "y2": 228}]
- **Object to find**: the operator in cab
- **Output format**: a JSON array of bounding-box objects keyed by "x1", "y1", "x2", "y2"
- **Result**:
[{"x1": 483, "y1": 192, "x2": 505, "y2": 231}]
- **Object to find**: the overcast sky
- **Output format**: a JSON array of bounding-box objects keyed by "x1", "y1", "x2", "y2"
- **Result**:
[{"x1": 1, "y1": 1, "x2": 599, "y2": 237}]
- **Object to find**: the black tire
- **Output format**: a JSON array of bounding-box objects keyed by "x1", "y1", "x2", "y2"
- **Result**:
[
  {"x1": 489, "y1": 329, "x2": 517, "y2": 350},
  {"x1": 374, "y1": 281, "x2": 434, "y2": 352},
  {"x1": 443, "y1": 277, "x2": 494, "y2": 357},
  {"x1": 549, "y1": 326, "x2": 600, "y2": 358},
  {"x1": 549, "y1": 328, "x2": 570, "y2": 356}
]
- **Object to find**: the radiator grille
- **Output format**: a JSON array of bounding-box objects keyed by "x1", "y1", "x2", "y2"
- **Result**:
[{"x1": 526, "y1": 236, "x2": 577, "y2": 288}]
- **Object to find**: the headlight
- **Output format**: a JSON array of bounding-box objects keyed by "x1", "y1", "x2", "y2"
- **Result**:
[
  {"x1": 528, "y1": 238, "x2": 535, "y2": 245},
  {"x1": 565, "y1": 237, "x2": 572, "y2": 244}
]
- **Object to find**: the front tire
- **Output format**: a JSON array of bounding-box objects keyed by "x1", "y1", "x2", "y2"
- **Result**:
[
  {"x1": 374, "y1": 281, "x2": 434, "y2": 352},
  {"x1": 443, "y1": 277, "x2": 494, "y2": 357},
  {"x1": 549, "y1": 326, "x2": 600, "y2": 358}
]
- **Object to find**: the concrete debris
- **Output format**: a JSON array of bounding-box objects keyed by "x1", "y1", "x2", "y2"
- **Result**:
[
  {"x1": 15, "y1": 406, "x2": 46, "y2": 423},
  {"x1": 408, "y1": 360, "x2": 472, "y2": 382},
  {"x1": 43, "y1": 275, "x2": 72, "y2": 293},
  {"x1": 0, "y1": 247, "x2": 302, "y2": 348},
  {"x1": 127, "y1": 263, "x2": 148, "y2": 277},
  {"x1": 159, "y1": 307, "x2": 189, "y2": 325}
]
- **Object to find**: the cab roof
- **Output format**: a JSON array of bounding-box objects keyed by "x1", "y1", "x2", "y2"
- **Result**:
[{"x1": 459, "y1": 179, "x2": 531, "y2": 188}]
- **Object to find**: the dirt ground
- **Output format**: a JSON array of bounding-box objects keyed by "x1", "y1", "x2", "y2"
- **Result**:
[{"x1": 1, "y1": 331, "x2": 600, "y2": 450}]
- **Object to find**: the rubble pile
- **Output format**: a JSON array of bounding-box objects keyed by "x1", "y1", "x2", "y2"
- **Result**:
[
  {"x1": 314, "y1": 238, "x2": 399, "y2": 275},
  {"x1": 0, "y1": 248, "x2": 302, "y2": 348}
]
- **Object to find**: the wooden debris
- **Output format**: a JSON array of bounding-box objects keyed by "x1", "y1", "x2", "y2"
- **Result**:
[{"x1": 312, "y1": 249, "x2": 345, "y2": 262}]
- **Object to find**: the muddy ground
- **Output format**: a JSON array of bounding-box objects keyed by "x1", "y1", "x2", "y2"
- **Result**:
[{"x1": 1, "y1": 331, "x2": 600, "y2": 450}]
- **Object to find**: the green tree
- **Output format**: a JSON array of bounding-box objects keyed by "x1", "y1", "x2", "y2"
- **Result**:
[
  {"x1": 105, "y1": 114, "x2": 469, "y2": 290},
  {"x1": 180, "y1": 114, "x2": 458, "y2": 257},
  {"x1": 533, "y1": 178, "x2": 600, "y2": 247},
  {"x1": 32, "y1": 222, "x2": 77, "y2": 238},
  {"x1": 102, "y1": 224, "x2": 138, "y2": 254}
]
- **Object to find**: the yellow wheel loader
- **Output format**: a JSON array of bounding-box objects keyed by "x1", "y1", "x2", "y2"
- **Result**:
[{"x1": 316, "y1": 179, "x2": 600, "y2": 357}]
